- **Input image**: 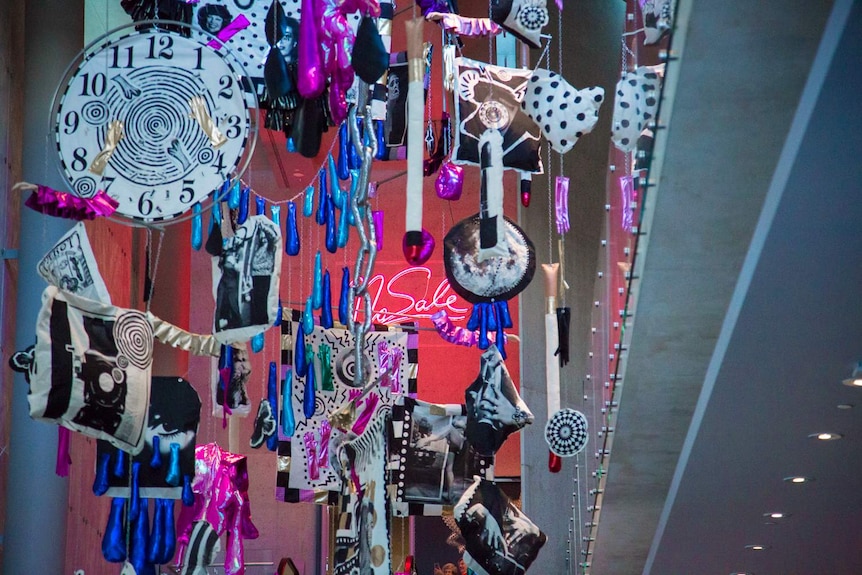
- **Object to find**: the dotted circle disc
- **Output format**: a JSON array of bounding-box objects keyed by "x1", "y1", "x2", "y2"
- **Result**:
[{"x1": 545, "y1": 408, "x2": 588, "y2": 457}]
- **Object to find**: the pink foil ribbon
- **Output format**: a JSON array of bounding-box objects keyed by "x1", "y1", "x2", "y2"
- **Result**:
[
  {"x1": 430, "y1": 310, "x2": 503, "y2": 348},
  {"x1": 56, "y1": 427, "x2": 72, "y2": 477},
  {"x1": 555, "y1": 176, "x2": 570, "y2": 234},
  {"x1": 22, "y1": 185, "x2": 118, "y2": 220},
  {"x1": 176, "y1": 443, "x2": 259, "y2": 575},
  {"x1": 298, "y1": 0, "x2": 326, "y2": 99},
  {"x1": 207, "y1": 14, "x2": 251, "y2": 49},
  {"x1": 620, "y1": 175, "x2": 636, "y2": 233},
  {"x1": 317, "y1": 420, "x2": 332, "y2": 469},
  {"x1": 377, "y1": 341, "x2": 403, "y2": 393},
  {"x1": 304, "y1": 431, "x2": 320, "y2": 480},
  {"x1": 351, "y1": 393, "x2": 379, "y2": 436},
  {"x1": 425, "y1": 12, "x2": 501, "y2": 36},
  {"x1": 372, "y1": 210, "x2": 384, "y2": 251}
]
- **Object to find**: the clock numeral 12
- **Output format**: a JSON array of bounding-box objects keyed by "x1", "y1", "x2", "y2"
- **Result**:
[{"x1": 147, "y1": 35, "x2": 174, "y2": 60}]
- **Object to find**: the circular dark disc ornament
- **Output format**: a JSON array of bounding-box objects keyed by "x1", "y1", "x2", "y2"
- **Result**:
[
  {"x1": 442, "y1": 213, "x2": 536, "y2": 304},
  {"x1": 545, "y1": 408, "x2": 588, "y2": 457}
]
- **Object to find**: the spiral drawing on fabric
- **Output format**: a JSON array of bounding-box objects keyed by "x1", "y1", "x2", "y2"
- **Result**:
[
  {"x1": 196, "y1": 147, "x2": 215, "y2": 164},
  {"x1": 73, "y1": 176, "x2": 98, "y2": 198},
  {"x1": 81, "y1": 100, "x2": 109, "y2": 125},
  {"x1": 335, "y1": 346, "x2": 359, "y2": 387},
  {"x1": 113, "y1": 311, "x2": 153, "y2": 369},
  {"x1": 102, "y1": 68, "x2": 211, "y2": 186}
]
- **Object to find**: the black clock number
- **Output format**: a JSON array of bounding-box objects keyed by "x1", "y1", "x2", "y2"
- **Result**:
[
  {"x1": 70, "y1": 147, "x2": 88, "y2": 172},
  {"x1": 193, "y1": 47, "x2": 204, "y2": 71},
  {"x1": 225, "y1": 115, "x2": 242, "y2": 139},
  {"x1": 138, "y1": 190, "x2": 156, "y2": 216},
  {"x1": 212, "y1": 151, "x2": 226, "y2": 174},
  {"x1": 218, "y1": 75, "x2": 234, "y2": 99},
  {"x1": 79, "y1": 72, "x2": 106, "y2": 97},
  {"x1": 102, "y1": 176, "x2": 116, "y2": 191},
  {"x1": 147, "y1": 35, "x2": 174, "y2": 60},
  {"x1": 180, "y1": 179, "x2": 195, "y2": 204},
  {"x1": 110, "y1": 45, "x2": 135, "y2": 68},
  {"x1": 63, "y1": 111, "x2": 79, "y2": 134}
]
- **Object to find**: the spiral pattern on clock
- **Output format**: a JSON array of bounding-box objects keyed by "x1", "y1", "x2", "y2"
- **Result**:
[
  {"x1": 100, "y1": 67, "x2": 212, "y2": 187},
  {"x1": 196, "y1": 147, "x2": 215, "y2": 164},
  {"x1": 113, "y1": 311, "x2": 154, "y2": 369},
  {"x1": 73, "y1": 176, "x2": 98, "y2": 198}
]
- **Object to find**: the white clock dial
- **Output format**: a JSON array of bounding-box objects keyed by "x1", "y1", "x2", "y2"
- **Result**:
[{"x1": 53, "y1": 27, "x2": 257, "y2": 223}]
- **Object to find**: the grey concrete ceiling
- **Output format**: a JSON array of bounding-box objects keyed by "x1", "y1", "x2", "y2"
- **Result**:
[{"x1": 590, "y1": 1, "x2": 862, "y2": 574}]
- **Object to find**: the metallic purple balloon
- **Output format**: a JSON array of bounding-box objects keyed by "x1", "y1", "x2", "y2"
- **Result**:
[
  {"x1": 435, "y1": 161, "x2": 464, "y2": 201},
  {"x1": 402, "y1": 228, "x2": 435, "y2": 266},
  {"x1": 297, "y1": 0, "x2": 325, "y2": 99}
]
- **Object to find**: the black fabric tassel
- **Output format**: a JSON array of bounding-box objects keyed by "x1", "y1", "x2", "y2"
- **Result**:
[{"x1": 555, "y1": 307, "x2": 571, "y2": 367}]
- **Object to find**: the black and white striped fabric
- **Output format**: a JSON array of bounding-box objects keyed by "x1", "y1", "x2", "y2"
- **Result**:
[{"x1": 181, "y1": 520, "x2": 220, "y2": 575}]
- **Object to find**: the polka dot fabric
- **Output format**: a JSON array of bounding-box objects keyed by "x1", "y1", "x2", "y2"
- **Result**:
[
  {"x1": 611, "y1": 66, "x2": 662, "y2": 152},
  {"x1": 521, "y1": 69, "x2": 605, "y2": 155}
]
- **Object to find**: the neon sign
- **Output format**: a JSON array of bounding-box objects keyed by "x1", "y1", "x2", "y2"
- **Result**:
[{"x1": 361, "y1": 266, "x2": 468, "y2": 325}]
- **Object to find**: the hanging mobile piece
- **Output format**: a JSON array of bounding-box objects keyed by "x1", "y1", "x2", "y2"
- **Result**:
[
  {"x1": 129, "y1": 498, "x2": 150, "y2": 575},
  {"x1": 286, "y1": 201, "x2": 301, "y2": 255},
  {"x1": 347, "y1": 168, "x2": 361, "y2": 226},
  {"x1": 251, "y1": 332, "x2": 265, "y2": 353},
  {"x1": 227, "y1": 180, "x2": 241, "y2": 209},
  {"x1": 191, "y1": 204, "x2": 203, "y2": 250},
  {"x1": 165, "y1": 443, "x2": 182, "y2": 486},
  {"x1": 337, "y1": 192, "x2": 350, "y2": 248},
  {"x1": 320, "y1": 270, "x2": 333, "y2": 328},
  {"x1": 520, "y1": 173, "x2": 531, "y2": 207},
  {"x1": 402, "y1": 18, "x2": 434, "y2": 265},
  {"x1": 555, "y1": 176, "x2": 570, "y2": 234},
  {"x1": 338, "y1": 267, "x2": 350, "y2": 325},
  {"x1": 295, "y1": 322, "x2": 309, "y2": 377},
  {"x1": 435, "y1": 161, "x2": 464, "y2": 201},
  {"x1": 270, "y1": 204, "x2": 281, "y2": 227},
  {"x1": 102, "y1": 498, "x2": 127, "y2": 562},
  {"x1": 556, "y1": 307, "x2": 571, "y2": 366},
  {"x1": 542, "y1": 263, "x2": 562, "y2": 472},
  {"x1": 337, "y1": 123, "x2": 351, "y2": 180},
  {"x1": 93, "y1": 452, "x2": 111, "y2": 495},
  {"x1": 205, "y1": 201, "x2": 223, "y2": 256},
  {"x1": 150, "y1": 436, "x2": 162, "y2": 468},
  {"x1": 297, "y1": 0, "x2": 325, "y2": 98},
  {"x1": 372, "y1": 210, "x2": 384, "y2": 251},
  {"x1": 327, "y1": 154, "x2": 344, "y2": 208},
  {"x1": 325, "y1": 191, "x2": 337, "y2": 254},
  {"x1": 318, "y1": 344, "x2": 334, "y2": 390},
  {"x1": 256, "y1": 195, "x2": 266, "y2": 215},
  {"x1": 267, "y1": 362, "x2": 280, "y2": 451}
]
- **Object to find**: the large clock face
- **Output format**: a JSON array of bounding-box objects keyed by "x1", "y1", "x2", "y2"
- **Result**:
[{"x1": 54, "y1": 28, "x2": 257, "y2": 223}]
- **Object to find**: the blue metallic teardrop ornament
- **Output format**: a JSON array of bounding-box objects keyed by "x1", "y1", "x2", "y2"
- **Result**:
[
  {"x1": 191, "y1": 203, "x2": 203, "y2": 250},
  {"x1": 93, "y1": 452, "x2": 110, "y2": 495},
  {"x1": 270, "y1": 204, "x2": 281, "y2": 227},
  {"x1": 281, "y1": 369, "x2": 296, "y2": 436},
  {"x1": 256, "y1": 195, "x2": 266, "y2": 215},
  {"x1": 316, "y1": 168, "x2": 327, "y2": 225},
  {"x1": 237, "y1": 186, "x2": 250, "y2": 224},
  {"x1": 347, "y1": 169, "x2": 361, "y2": 225},
  {"x1": 295, "y1": 321, "x2": 308, "y2": 377},
  {"x1": 321, "y1": 270, "x2": 333, "y2": 328},
  {"x1": 102, "y1": 498, "x2": 127, "y2": 562},
  {"x1": 165, "y1": 443, "x2": 181, "y2": 486},
  {"x1": 327, "y1": 153, "x2": 344, "y2": 208},
  {"x1": 266, "y1": 361, "x2": 279, "y2": 451},
  {"x1": 303, "y1": 185, "x2": 314, "y2": 217},
  {"x1": 338, "y1": 266, "x2": 350, "y2": 325},
  {"x1": 374, "y1": 119, "x2": 387, "y2": 160},
  {"x1": 286, "y1": 201, "x2": 300, "y2": 255},
  {"x1": 303, "y1": 295, "x2": 315, "y2": 337},
  {"x1": 228, "y1": 179, "x2": 241, "y2": 209},
  {"x1": 312, "y1": 251, "x2": 323, "y2": 309},
  {"x1": 251, "y1": 332, "x2": 265, "y2": 353},
  {"x1": 336, "y1": 195, "x2": 350, "y2": 248},
  {"x1": 348, "y1": 118, "x2": 362, "y2": 169},
  {"x1": 325, "y1": 192, "x2": 337, "y2": 254},
  {"x1": 182, "y1": 475, "x2": 195, "y2": 506},
  {"x1": 303, "y1": 354, "x2": 316, "y2": 418},
  {"x1": 149, "y1": 436, "x2": 162, "y2": 468},
  {"x1": 337, "y1": 122, "x2": 350, "y2": 180}
]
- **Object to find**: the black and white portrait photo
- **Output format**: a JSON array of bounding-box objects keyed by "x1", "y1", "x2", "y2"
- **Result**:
[
  {"x1": 197, "y1": 3, "x2": 233, "y2": 34},
  {"x1": 454, "y1": 477, "x2": 546, "y2": 575},
  {"x1": 213, "y1": 215, "x2": 282, "y2": 345},
  {"x1": 464, "y1": 347, "x2": 534, "y2": 457}
]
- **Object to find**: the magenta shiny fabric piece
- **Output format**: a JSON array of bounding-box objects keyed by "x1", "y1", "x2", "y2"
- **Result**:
[
  {"x1": 401, "y1": 228, "x2": 435, "y2": 265},
  {"x1": 207, "y1": 14, "x2": 250, "y2": 49},
  {"x1": 377, "y1": 341, "x2": 403, "y2": 393},
  {"x1": 435, "y1": 162, "x2": 464, "y2": 200},
  {"x1": 176, "y1": 443, "x2": 259, "y2": 575},
  {"x1": 555, "y1": 176, "x2": 570, "y2": 234},
  {"x1": 56, "y1": 427, "x2": 72, "y2": 477},
  {"x1": 372, "y1": 210, "x2": 384, "y2": 251},
  {"x1": 25, "y1": 185, "x2": 118, "y2": 220},
  {"x1": 426, "y1": 12, "x2": 501, "y2": 36},
  {"x1": 620, "y1": 175, "x2": 635, "y2": 233},
  {"x1": 430, "y1": 310, "x2": 505, "y2": 348},
  {"x1": 297, "y1": 0, "x2": 325, "y2": 99}
]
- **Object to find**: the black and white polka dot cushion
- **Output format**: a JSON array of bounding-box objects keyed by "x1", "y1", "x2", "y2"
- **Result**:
[
  {"x1": 611, "y1": 66, "x2": 662, "y2": 152},
  {"x1": 520, "y1": 69, "x2": 605, "y2": 155}
]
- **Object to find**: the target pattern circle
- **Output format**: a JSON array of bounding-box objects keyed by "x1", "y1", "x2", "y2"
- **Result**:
[
  {"x1": 545, "y1": 408, "x2": 588, "y2": 457},
  {"x1": 52, "y1": 25, "x2": 257, "y2": 223},
  {"x1": 113, "y1": 311, "x2": 154, "y2": 370}
]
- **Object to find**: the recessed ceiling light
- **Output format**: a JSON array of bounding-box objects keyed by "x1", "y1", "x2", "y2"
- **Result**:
[
  {"x1": 842, "y1": 362, "x2": 862, "y2": 387},
  {"x1": 745, "y1": 544, "x2": 769, "y2": 551},
  {"x1": 784, "y1": 475, "x2": 813, "y2": 484},
  {"x1": 763, "y1": 512, "x2": 790, "y2": 519},
  {"x1": 837, "y1": 403, "x2": 854, "y2": 410},
  {"x1": 809, "y1": 432, "x2": 843, "y2": 441}
]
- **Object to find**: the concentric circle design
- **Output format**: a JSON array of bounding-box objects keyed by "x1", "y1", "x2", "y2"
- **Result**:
[
  {"x1": 81, "y1": 100, "x2": 109, "y2": 125},
  {"x1": 335, "y1": 346, "x2": 359, "y2": 387},
  {"x1": 100, "y1": 67, "x2": 211, "y2": 186},
  {"x1": 545, "y1": 408, "x2": 588, "y2": 457},
  {"x1": 478, "y1": 100, "x2": 510, "y2": 129},
  {"x1": 73, "y1": 176, "x2": 98, "y2": 198},
  {"x1": 113, "y1": 311, "x2": 154, "y2": 369}
]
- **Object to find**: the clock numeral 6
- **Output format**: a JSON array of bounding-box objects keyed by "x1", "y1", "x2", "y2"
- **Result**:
[
  {"x1": 138, "y1": 190, "x2": 156, "y2": 216},
  {"x1": 70, "y1": 147, "x2": 88, "y2": 172},
  {"x1": 180, "y1": 179, "x2": 196, "y2": 204}
]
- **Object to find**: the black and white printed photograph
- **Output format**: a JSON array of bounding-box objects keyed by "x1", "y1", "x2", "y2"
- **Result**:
[
  {"x1": 214, "y1": 344, "x2": 252, "y2": 416},
  {"x1": 101, "y1": 376, "x2": 201, "y2": 499},
  {"x1": 213, "y1": 215, "x2": 282, "y2": 344},
  {"x1": 455, "y1": 478, "x2": 546, "y2": 575},
  {"x1": 37, "y1": 222, "x2": 112, "y2": 304}
]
